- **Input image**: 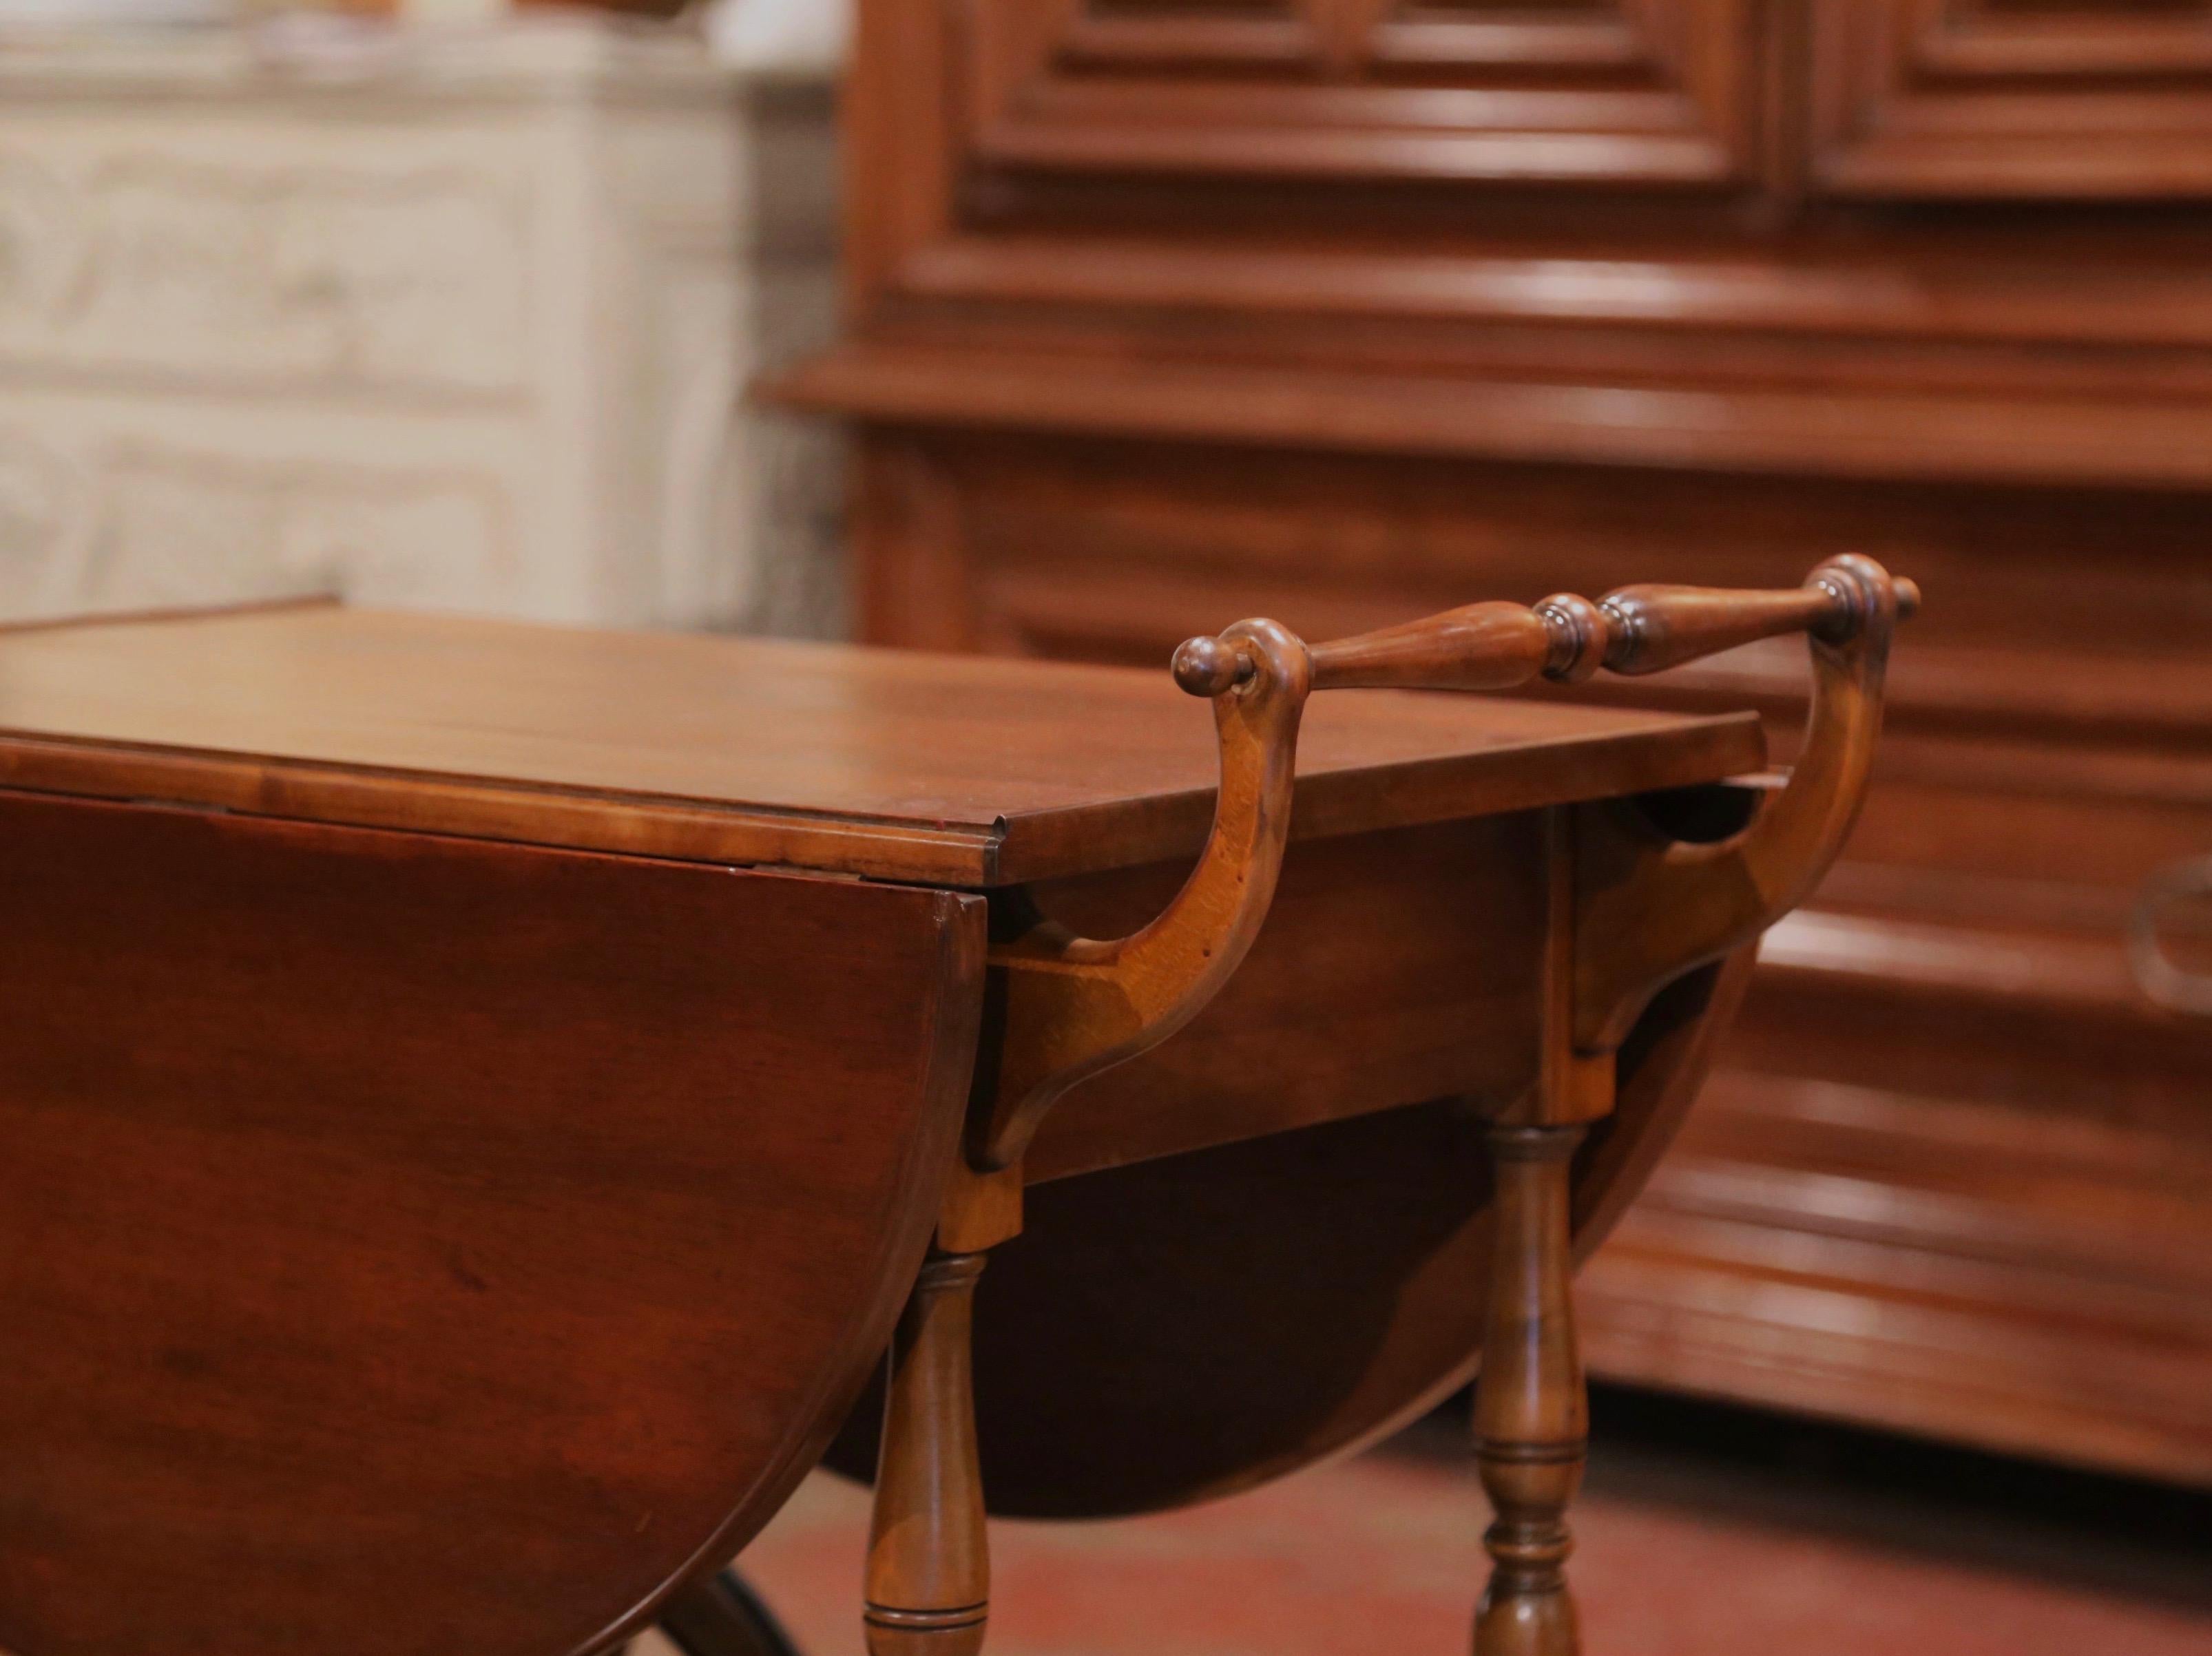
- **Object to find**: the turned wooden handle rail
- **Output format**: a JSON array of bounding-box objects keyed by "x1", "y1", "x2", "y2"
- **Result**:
[{"x1": 1173, "y1": 566, "x2": 1921, "y2": 696}]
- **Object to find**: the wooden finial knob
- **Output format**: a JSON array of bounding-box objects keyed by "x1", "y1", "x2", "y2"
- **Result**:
[
  {"x1": 1171, "y1": 635, "x2": 1252, "y2": 697},
  {"x1": 1810, "y1": 554, "x2": 1919, "y2": 642}
]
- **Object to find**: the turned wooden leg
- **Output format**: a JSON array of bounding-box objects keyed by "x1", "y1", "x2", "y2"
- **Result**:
[
  {"x1": 1474, "y1": 1124, "x2": 1588, "y2": 1656},
  {"x1": 865, "y1": 1250, "x2": 989, "y2": 1656}
]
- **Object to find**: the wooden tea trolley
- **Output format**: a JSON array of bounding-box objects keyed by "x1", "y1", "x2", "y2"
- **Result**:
[{"x1": 0, "y1": 558, "x2": 1914, "y2": 1656}]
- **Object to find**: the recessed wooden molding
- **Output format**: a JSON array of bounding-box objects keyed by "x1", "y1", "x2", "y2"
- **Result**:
[
  {"x1": 764, "y1": 343, "x2": 2212, "y2": 488},
  {"x1": 1811, "y1": 0, "x2": 2212, "y2": 198},
  {"x1": 892, "y1": 234, "x2": 2212, "y2": 349},
  {"x1": 961, "y1": 0, "x2": 1763, "y2": 187}
]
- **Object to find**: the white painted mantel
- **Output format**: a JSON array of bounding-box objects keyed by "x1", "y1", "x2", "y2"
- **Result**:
[{"x1": 0, "y1": 14, "x2": 843, "y2": 631}]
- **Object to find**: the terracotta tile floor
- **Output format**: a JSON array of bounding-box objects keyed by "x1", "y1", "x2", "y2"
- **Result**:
[{"x1": 645, "y1": 1390, "x2": 2212, "y2": 1656}]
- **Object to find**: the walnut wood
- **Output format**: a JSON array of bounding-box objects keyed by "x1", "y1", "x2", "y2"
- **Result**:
[
  {"x1": 1474, "y1": 808, "x2": 1613, "y2": 1656},
  {"x1": 1601, "y1": 576, "x2": 1920, "y2": 673},
  {"x1": 771, "y1": 344, "x2": 2212, "y2": 493},
  {"x1": 1177, "y1": 563, "x2": 1920, "y2": 698},
  {"x1": 990, "y1": 558, "x2": 1902, "y2": 1195},
  {"x1": 822, "y1": 953, "x2": 1757, "y2": 1519},
  {"x1": 1812, "y1": 0, "x2": 2212, "y2": 198},
  {"x1": 1580, "y1": 1029, "x2": 2212, "y2": 1483},
  {"x1": 1021, "y1": 815, "x2": 1550, "y2": 1184},
  {"x1": 1574, "y1": 554, "x2": 1910, "y2": 1049},
  {"x1": 1161, "y1": 551, "x2": 1895, "y2": 1100},
  {"x1": 1304, "y1": 601, "x2": 1556, "y2": 693},
  {"x1": 1474, "y1": 1126, "x2": 1589, "y2": 1656},
  {"x1": 978, "y1": 619, "x2": 1311, "y2": 1174},
  {"x1": 801, "y1": 0, "x2": 2212, "y2": 1507},
  {"x1": 960, "y1": 0, "x2": 1757, "y2": 187},
  {"x1": 0, "y1": 602, "x2": 1792, "y2": 1656},
  {"x1": 792, "y1": 3, "x2": 2212, "y2": 494},
  {"x1": 0, "y1": 593, "x2": 1898, "y2": 1656},
  {"x1": 822, "y1": 421, "x2": 2212, "y2": 1487},
  {"x1": 866, "y1": 1253, "x2": 990, "y2": 1656},
  {"x1": 0, "y1": 606, "x2": 1760, "y2": 888},
  {"x1": 864, "y1": 565, "x2": 1905, "y2": 1656},
  {"x1": 0, "y1": 788, "x2": 985, "y2": 1656}
]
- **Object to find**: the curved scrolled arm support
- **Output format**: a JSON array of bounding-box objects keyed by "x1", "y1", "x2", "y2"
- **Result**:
[
  {"x1": 1572, "y1": 554, "x2": 1913, "y2": 1050},
  {"x1": 981, "y1": 556, "x2": 1917, "y2": 1169},
  {"x1": 977, "y1": 620, "x2": 1311, "y2": 1171}
]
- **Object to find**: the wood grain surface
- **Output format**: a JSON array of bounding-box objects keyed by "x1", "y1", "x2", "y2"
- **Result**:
[
  {"x1": 1020, "y1": 815, "x2": 1548, "y2": 1182},
  {"x1": 824, "y1": 953, "x2": 1755, "y2": 1522},
  {"x1": 0, "y1": 789, "x2": 984, "y2": 1656},
  {"x1": 0, "y1": 606, "x2": 1761, "y2": 885}
]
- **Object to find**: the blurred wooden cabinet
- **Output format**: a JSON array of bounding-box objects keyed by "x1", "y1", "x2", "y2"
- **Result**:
[
  {"x1": 777, "y1": 0, "x2": 2212, "y2": 1484},
  {"x1": 1811, "y1": 0, "x2": 2212, "y2": 196},
  {"x1": 963, "y1": 0, "x2": 1764, "y2": 185}
]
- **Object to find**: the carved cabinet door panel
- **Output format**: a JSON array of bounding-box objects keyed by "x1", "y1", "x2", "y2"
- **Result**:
[
  {"x1": 964, "y1": 0, "x2": 1765, "y2": 187},
  {"x1": 1811, "y1": 0, "x2": 2212, "y2": 196}
]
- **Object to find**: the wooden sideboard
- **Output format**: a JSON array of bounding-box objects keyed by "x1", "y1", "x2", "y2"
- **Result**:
[{"x1": 773, "y1": 0, "x2": 2212, "y2": 1485}]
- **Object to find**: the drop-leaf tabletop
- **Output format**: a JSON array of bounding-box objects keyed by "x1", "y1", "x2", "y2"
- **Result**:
[{"x1": 0, "y1": 558, "x2": 1914, "y2": 1656}]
